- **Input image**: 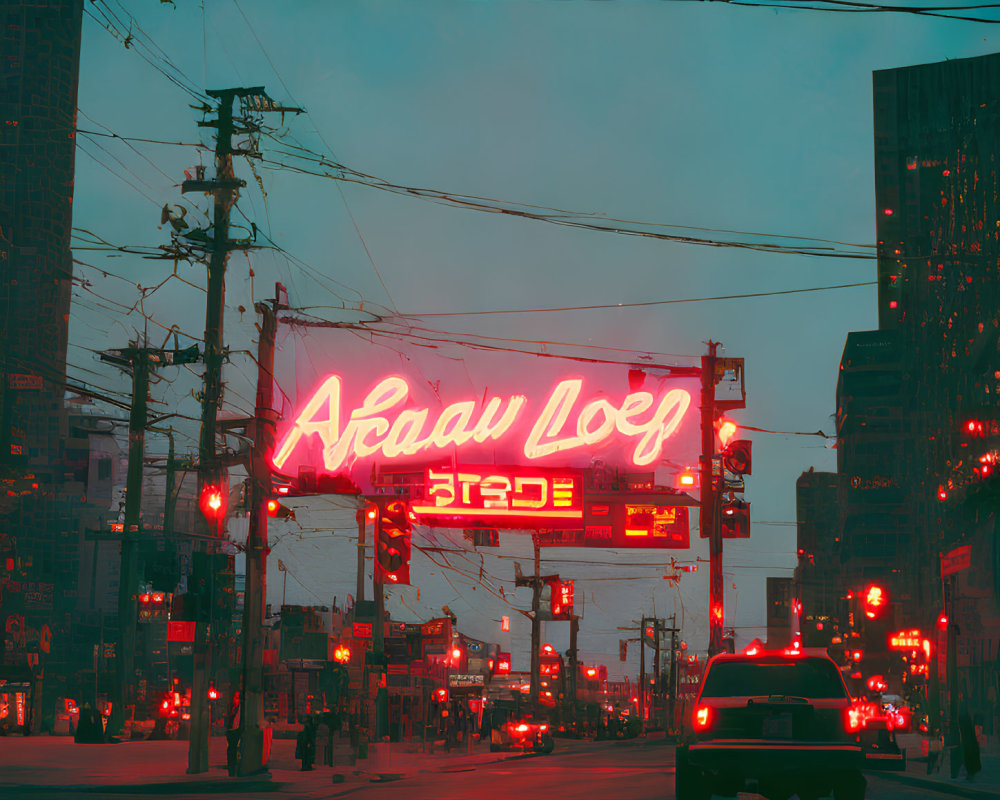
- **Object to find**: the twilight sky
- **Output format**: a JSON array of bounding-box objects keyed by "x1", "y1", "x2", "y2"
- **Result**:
[{"x1": 68, "y1": 1, "x2": 999, "y2": 674}]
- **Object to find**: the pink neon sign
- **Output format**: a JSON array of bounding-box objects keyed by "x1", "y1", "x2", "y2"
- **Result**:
[{"x1": 272, "y1": 375, "x2": 693, "y2": 474}]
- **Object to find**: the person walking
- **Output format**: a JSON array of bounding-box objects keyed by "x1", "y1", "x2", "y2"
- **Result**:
[{"x1": 959, "y1": 689, "x2": 982, "y2": 780}]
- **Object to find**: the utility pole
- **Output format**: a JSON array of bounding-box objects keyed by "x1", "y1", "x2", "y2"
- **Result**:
[
  {"x1": 355, "y1": 512, "x2": 366, "y2": 604},
  {"x1": 567, "y1": 615, "x2": 579, "y2": 722},
  {"x1": 668, "y1": 614, "x2": 678, "y2": 732},
  {"x1": 639, "y1": 615, "x2": 647, "y2": 728},
  {"x1": 653, "y1": 618, "x2": 661, "y2": 724},
  {"x1": 237, "y1": 290, "x2": 280, "y2": 775},
  {"x1": 102, "y1": 344, "x2": 199, "y2": 736},
  {"x1": 530, "y1": 537, "x2": 541, "y2": 706},
  {"x1": 702, "y1": 341, "x2": 723, "y2": 656},
  {"x1": 184, "y1": 87, "x2": 299, "y2": 775},
  {"x1": 104, "y1": 347, "x2": 148, "y2": 737}
]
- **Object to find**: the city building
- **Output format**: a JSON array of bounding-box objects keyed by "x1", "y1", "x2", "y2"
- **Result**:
[{"x1": 799, "y1": 51, "x2": 1000, "y2": 716}]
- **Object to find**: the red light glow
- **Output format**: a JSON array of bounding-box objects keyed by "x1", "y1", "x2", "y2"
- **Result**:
[
  {"x1": 272, "y1": 375, "x2": 693, "y2": 473},
  {"x1": 693, "y1": 705, "x2": 712, "y2": 731}
]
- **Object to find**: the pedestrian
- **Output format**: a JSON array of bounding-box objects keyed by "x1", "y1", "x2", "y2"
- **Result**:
[
  {"x1": 296, "y1": 716, "x2": 316, "y2": 770},
  {"x1": 225, "y1": 691, "x2": 241, "y2": 776},
  {"x1": 959, "y1": 690, "x2": 982, "y2": 780}
]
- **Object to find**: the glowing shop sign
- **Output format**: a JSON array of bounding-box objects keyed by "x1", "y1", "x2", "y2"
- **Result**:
[
  {"x1": 272, "y1": 375, "x2": 692, "y2": 473},
  {"x1": 412, "y1": 466, "x2": 582, "y2": 528}
]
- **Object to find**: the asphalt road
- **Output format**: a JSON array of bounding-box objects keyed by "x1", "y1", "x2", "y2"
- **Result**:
[{"x1": 0, "y1": 739, "x2": 971, "y2": 800}]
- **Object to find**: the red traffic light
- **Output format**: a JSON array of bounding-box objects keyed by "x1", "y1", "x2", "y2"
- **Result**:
[
  {"x1": 937, "y1": 611, "x2": 949, "y2": 630},
  {"x1": 722, "y1": 439, "x2": 752, "y2": 476},
  {"x1": 199, "y1": 483, "x2": 226, "y2": 522},
  {"x1": 434, "y1": 688, "x2": 449, "y2": 703},
  {"x1": 207, "y1": 685, "x2": 219, "y2": 701},
  {"x1": 863, "y1": 584, "x2": 887, "y2": 619}
]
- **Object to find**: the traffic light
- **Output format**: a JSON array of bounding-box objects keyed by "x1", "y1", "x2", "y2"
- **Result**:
[
  {"x1": 265, "y1": 498, "x2": 295, "y2": 520},
  {"x1": 138, "y1": 591, "x2": 170, "y2": 622},
  {"x1": 549, "y1": 579, "x2": 574, "y2": 620},
  {"x1": 963, "y1": 419, "x2": 986, "y2": 437},
  {"x1": 376, "y1": 499, "x2": 413, "y2": 585},
  {"x1": 863, "y1": 584, "x2": 887, "y2": 619},
  {"x1": 722, "y1": 440, "x2": 752, "y2": 476},
  {"x1": 619, "y1": 640, "x2": 628, "y2": 661},
  {"x1": 199, "y1": 480, "x2": 227, "y2": 529},
  {"x1": 715, "y1": 416, "x2": 738, "y2": 447},
  {"x1": 720, "y1": 499, "x2": 750, "y2": 538}
]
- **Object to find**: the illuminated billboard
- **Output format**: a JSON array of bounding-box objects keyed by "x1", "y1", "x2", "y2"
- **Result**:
[{"x1": 270, "y1": 330, "x2": 701, "y2": 491}]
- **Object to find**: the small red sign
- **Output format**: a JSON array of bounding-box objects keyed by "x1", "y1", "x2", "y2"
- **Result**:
[
  {"x1": 353, "y1": 622, "x2": 373, "y2": 639},
  {"x1": 941, "y1": 544, "x2": 972, "y2": 577},
  {"x1": 167, "y1": 621, "x2": 196, "y2": 643}
]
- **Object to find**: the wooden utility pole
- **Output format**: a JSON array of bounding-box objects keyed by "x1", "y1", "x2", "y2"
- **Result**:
[
  {"x1": 702, "y1": 342, "x2": 723, "y2": 656},
  {"x1": 530, "y1": 537, "x2": 541, "y2": 705},
  {"x1": 184, "y1": 86, "x2": 299, "y2": 775},
  {"x1": 102, "y1": 344, "x2": 199, "y2": 736},
  {"x1": 668, "y1": 613, "x2": 678, "y2": 731},
  {"x1": 567, "y1": 615, "x2": 579, "y2": 718},
  {"x1": 105, "y1": 348, "x2": 148, "y2": 737},
  {"x1": 639, "y1": 616, "x2": 647, "y2": 727},
  {"x1": 237, "y1": 291, "x2": 280, "y2": 775}
]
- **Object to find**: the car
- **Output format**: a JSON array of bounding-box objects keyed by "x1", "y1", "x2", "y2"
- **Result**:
[
  {"x1": 675, "y1": 648, "x2": 904, "y2": 800},
  {"x1": 489, "y1": 713, "x2": 555, "y2": 754}
]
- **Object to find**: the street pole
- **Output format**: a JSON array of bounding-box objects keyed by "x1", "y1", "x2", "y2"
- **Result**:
[
  {"x1": 668, "y1": 614, "x2": 677, "y2": 733},
  {"x1": 702, "y1": 342, "x2": 723, "y2": 656},
  {"x1": 530, "y1": 536, "x2": 541, "y2": 707},
  {"x1": 653, "y1": 619, "x2": 661, "y2": 724},
  {"x1": 185, "y1": 88, "x2": 298, "y2": 774},
  {"x1": 108, "y1": 349, "x2": 149, "y2": 736},
  {"x1": 639, "y1": 616, "x2": 646, "y2": 729},
  {"x1": 568, "y1": 615, "x2": 579, "y2": 723},
  {"x1": 237, "y1": 294, "x2": 278, "y2": 775},
  {"x1": 356, "y1": 511, "x2": 366, "y2": 604}
]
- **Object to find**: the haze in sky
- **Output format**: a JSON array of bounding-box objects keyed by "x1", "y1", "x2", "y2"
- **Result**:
[{"x1": 70, "y1": 0, "x2": 999, "y2": 672}]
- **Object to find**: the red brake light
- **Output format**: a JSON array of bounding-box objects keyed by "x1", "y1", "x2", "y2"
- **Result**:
[
  {"x1": 516, "y1": 723, "x2": 529, "y2": 732},
  {"x1": 693, "y1": 705, "x2": 712, "y2": 732},
  {"x1": 844, "y1": 705, "x2": 862, "y2": 733}
]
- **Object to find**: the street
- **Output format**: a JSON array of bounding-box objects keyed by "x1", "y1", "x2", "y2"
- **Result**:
[{"x1": 0, "y1": 735, "x2": 982, "y2": 800}]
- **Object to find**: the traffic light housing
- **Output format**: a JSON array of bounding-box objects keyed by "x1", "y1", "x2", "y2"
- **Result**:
[
  {"x1": 548, "y1": 579, "x2": 574, "y2": 620},
  {"x1": 199, "y1": 479, "x2": 227, "y2": 530},
  {"x1": 265, "y1": 498, "x2": 295, "y2": 520},
  {"x1": 863, "y1": 584, "x2": 887, "y2": 619},
  {"x1": 722, "y1": 439, "x2": 752, "y2": 476},
  {"x1": 375, "y1": 499, "x2": 413, "y2": 585},
  {"x1": 720, "y1": 499, "x2": 750, "y2": 538}
]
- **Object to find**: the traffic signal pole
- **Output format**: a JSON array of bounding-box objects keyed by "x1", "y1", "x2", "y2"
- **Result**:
[
  {"x1": 702, "y1": 342, "x2": 723, "y2": 656},
  {"x1": 530, "y1": 537, "x2": 541, "y2": 707},
  {"x1": 190, "y1": 88, "x2": 239, "y2": 776},
  {"x1": 237, "y1": 296, "x2": 277, "y2": 775},
  {"x1": 107, "y1": 349, "x2": 149, "y2": 736}
]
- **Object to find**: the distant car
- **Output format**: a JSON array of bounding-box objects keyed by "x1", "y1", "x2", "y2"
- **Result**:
[
  {"x1": 675, "y1": 649, "x2": 904, "y2": 800},
  {"x1": 490, "y1": 714, "x2": 555, "y2": 754}
]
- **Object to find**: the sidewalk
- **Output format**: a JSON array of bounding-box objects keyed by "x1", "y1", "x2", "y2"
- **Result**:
[
  {"x1": 869, "y1": 732, "x2": 1000, "y2": 799},
  {"x1": 0, "y1": 733, "x2": 537, "y2": 796}
]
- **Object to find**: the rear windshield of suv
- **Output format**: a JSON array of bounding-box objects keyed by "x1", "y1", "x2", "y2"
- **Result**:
[{"x1": 700, "y1": 657, "x2": 848, "y2": 699}]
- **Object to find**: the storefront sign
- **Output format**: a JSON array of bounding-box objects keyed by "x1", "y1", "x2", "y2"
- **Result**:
[
  {"x1": 273, "y1": 374, "x2": 695, "y2": 475},
  {"x1": 941, "y1": 545, "x2": 972, "y2": 577}
]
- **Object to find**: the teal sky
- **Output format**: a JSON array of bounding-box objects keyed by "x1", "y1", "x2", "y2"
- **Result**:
[{"x1": 70, "y1": 1, "x2": 999, "y2": 672}]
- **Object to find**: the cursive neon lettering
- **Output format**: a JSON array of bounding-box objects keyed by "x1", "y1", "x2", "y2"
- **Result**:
[{"x1": 271, "y1": 374, "x2": 692, "y2": 473}]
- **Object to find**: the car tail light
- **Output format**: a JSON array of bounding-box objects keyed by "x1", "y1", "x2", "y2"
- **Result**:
[
  {"x1": 539, "y1": 724, "x2": 548, "y2": 731},
  {"x1": 693, "y1": 705, "x2": 712, "y2": 732},
  {"x1": 516, "y1": 723, "x2": 529, "y2": 732},
  {"x1": 844, "y1": 705, "x2": 863, "y2": 733}
]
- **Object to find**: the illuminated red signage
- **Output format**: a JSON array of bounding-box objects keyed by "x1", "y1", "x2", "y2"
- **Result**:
[
  {"x1": 496, "y1": 652, "x2": 512, "y2": 675},
  {"x1": 551, "y1": 580, "x2": 574, "y2": 620},
  {"x1": 352, "y1": 622, "x2": 373, "y2": 639},
  {"x1": 272, "y1": 374, "x2": 694, "y2": 475},
  {"x1": 411, "y1": 466, "x2": 582, "y2": 528}
]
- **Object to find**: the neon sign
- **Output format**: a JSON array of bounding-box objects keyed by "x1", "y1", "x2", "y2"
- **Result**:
[
  {"x1": 272, "y1": 375, "x2": 692, "y2": 474},
  {"x1": 412, "y1": 466, "x2": 583, "y2": 528}
]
